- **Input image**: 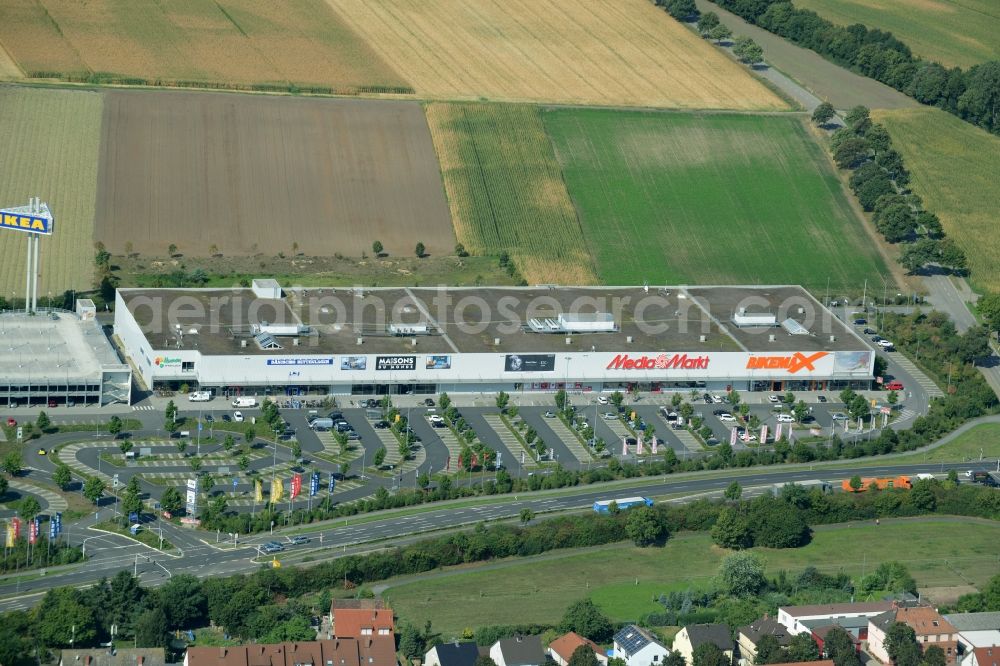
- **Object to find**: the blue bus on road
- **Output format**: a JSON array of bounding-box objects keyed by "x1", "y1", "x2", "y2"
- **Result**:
[{"x1": 593, "y1": 496, "x2": 654, "y2": 513}]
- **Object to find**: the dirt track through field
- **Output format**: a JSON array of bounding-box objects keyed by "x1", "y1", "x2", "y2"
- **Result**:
[
  {"x1": 94, "y1": 90, "x2": 453, "y2": 259},
  {"x1": 697, "y1": 0, "x2": 918, "y2": 110}
]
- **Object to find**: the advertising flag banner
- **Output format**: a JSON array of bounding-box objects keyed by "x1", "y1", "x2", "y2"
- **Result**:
[
  {"x1": 11, "y1": 517, "x2": 21, "y2": 540},
  {"x1": 328, "y1": 474, "x2": 336, "y2": 494},
  {"x1": 760, "y1": 425, "x2": 769, "y2": 444},
  {"x1": 291, "y1": 474, "x2": 302, "y2": 499},
  {"x1": 254, "y1": 479, "x2": 263, "y2": 502},
  {"x1": 5, "y1": 522, "x2": 14, "y2": 548},
  {"x1": 775, "y1": 423, "x2": 783, "y2": 441},
  {"x1": 621, "y1": 437, "x2": 628, "y2": 456},
  {"x1": 729, "y1": 427, "x2": 738, "y2": 446},
  {"x1": 271, "y1": 477, "x2": 284, "y2": 503},
  {"x1": 310, "y1": 472, "x2": 320, "y2": 496},
  {"x1": 54, "y1": 512, "x2": 62, "y2": 535},
  {"x1": 651, "y1": 438, "x2": 658, "y2": 455},
  {"x1": 29, "y1": 518, "x2": 38, "y2": 545},
  {"x1": 636, "y1": 438, "x2": 644, "y2": 455},
  {"x1": 49, "y1": 519, "x2": 57, "y2": 539}
]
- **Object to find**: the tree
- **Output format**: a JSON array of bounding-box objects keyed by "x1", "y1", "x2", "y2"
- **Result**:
[
  {"x1": 372, "y1": 240, "x2": 383, "y2": 257},
  {"x1": 373, "y1": 447, "x2": 386, "y2": 468},
  {"x1": 36, "y1": 587, "x2": 97, "y2": 647},
  {"x1": 168, "y1": 243, "x2": 178, "y2": 257},
  {"x1": 495, "y1": 391, "x2": 510, "y2": 412},
  {"x1": 712, "y1": 506, "x2": 753, "y2": 549},
  {"x1": 474, "y1": 658, "x2": 498, "y2": 666},
  {"x1": 610, "y1": 391, "x2": 624, "y2": 410},
  {"x1": 160, "y1": 486, "x2": 183, "y2": 515},
  {"x1": 719, "y1": 551, "x2": 766, "y2": 597},
  {"x1": 134, "y1": 605, "x2": 169, "y2": 649},
  {"x1": 291, "y1": 440, "x2": 302, "y2": 460},
  {"x1": 866, "y1": 124, "x2": 892, "y2": 154},
  {"x1": 399, "y1": 622, "x2": 425, "y2": 660},
  {"x1": 520, "y1": 508, "x2": 534, "y2": 525},
  {"x1": 786, "y1": 633, "x2": 820, "y2": 662},
  {"x1": 19, "y1": 496, "x2": 40, "y2": 521},
  {"x1": 834, "y1": 137, "x2": 871, "y2": 169},
  {"x1": 733, "y1": 36, "x2": 764, "y2": 65},
  {"x1": 812, "y1": 102, "x2": 836, "y2": 126},
  {"x1": 823, "y1": 626, "x2": 861, "y2": 666},
  {"x1": 569, "y1": 645, "x2": 600, "y2": 666},
  {"x1": 793, "y1": 400, "x2": 810, "y2": 422},
  {"x1": 937, "y1": 237, "x2": 968, "y2": 272},
  {"x1": 189, "y1": 457, "x2": 202, "y2": 474},
  {"x1": 454, "y1": 242, "x2": 468, "y2": 257},
  {"x1": 899, "y1": 238, "x2": 939, "y2": 273},
  {"x1": 2, "y1": 452, "x2": 22, "y2": 477},
  {"x1": 223, "y1": 434, "x2": 235, "y2": 453},
  {"x1": 625, "y1": 506, "x2": 665, "y2": 547},
  {"x1": 709, "y1": 24, "x2": 733, "y2": 43},
  {"x1": 977, "y1": 292, "x2": 1000, "y2": 336},
  {"x1": 662, "y1": 0, "x2": 696, "y2": 20},
  {"x1": 922, "y1": 646, "x2": 946, "y2": 666},
  {"x1": 697, "y1": 12, "x2": 720, "y2": 35},
  {"x1": 244, "y1": 423, "x2": 256, "y2": 444},
  {"x1": 849, "y1": 475, "x2": 863, "y2": 492},
  {"x1": 415, "y1": 241, "x2": 425, "y2": 258},
  {"x1": 201, "y1": 474, "x2": 216, "y2": 497},
  {"x1": 53, "y1": 464, "x2": 72, "y2": 490},
  {"x1": 693, "y1": 643, "x2": 730, "y2": 666},
  {"x1": 559, "y1": 598, "x2": 613, "y2": 642},
  {"x1": 885, "y1": 623, "x2": 920, "y2": 666},
  {"x1": 122, "y1": 476, "x2": 143, "y2": 516},
  {"x1": 158, "y1": 573, "x2": 207, "y2": 629},
  {"x1": 238, "y1": 454, "x2": 250, "y2": 472},
  {"x1": 844, "y1": 106, "x2": 872, "y2": 134},
  {"x1": 119, "y1": 439, "x2": 134, "y2": 457},
  {"x1": 36, "y1": 411, "x2": 51, "y2": 432},
  {"x1": 106, "y1": 415, "x2": 124, "y2": 439},
  {"x1": 84, "y1": 476, "x2": 105, "y2": 504},
  {"x1": 555, "y1": 388, "x2": 568, "y2": 410},
  {"x1": 724, "y1": 481, "x2": 742, "y2": 501},
  {"x1": 755, "y1": 634, "x2": 783, "y2": 665}
]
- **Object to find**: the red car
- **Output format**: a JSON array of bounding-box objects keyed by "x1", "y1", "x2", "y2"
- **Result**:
[
  {"x1": 47, "y1": 399, "x2": 57, "y2": 408},
  {"x1": 885, "y1": 381, "x2": 904, "y2": 391},
  {"x1": 5, "y1": 418, "x2": 15, "y2": 428}
]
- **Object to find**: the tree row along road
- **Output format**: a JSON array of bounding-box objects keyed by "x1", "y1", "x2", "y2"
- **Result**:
[{"x1": 0, "y1": 457, "x2": 987, "y2": 612}]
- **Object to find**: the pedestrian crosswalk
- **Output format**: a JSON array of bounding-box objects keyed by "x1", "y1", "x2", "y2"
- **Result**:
[
  {"x1": 892, "y1": 353, "x2": 944, "y2": 398},
  {"x1": 132, "y1": 405, "x2": 155, "y2": 411}
]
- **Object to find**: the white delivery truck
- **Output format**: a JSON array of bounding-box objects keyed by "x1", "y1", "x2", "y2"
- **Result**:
[
  {"x1": 232, "y1": 397, "x2": 257, "y2": 408},
  {"x1": 188, "y1": 391, "x2": 212, "y2": 402}
]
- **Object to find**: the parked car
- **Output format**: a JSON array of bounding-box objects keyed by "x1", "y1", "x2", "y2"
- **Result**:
[
  {"x1": 885, "y1": 380, "x2": 904, "y2": 391},
  {"x1": 831, "y1": 412, "x2": 848, "y2": 421},
  {"x1": 776, "y1": 414, "x2": 795, "y2": 423},
  {"x1": 712, "y1": 395, "x2": 724, "y2": 403},
  {"x1": 423, "y1": 398, "x2": 435, "y2": 407},
  {"x1": 5, "y1": 418, "x2": 15, "y2": 427},
  {"x1": 871, "y1": 335, "x2": 884, "y2": 343},
  {"x1": 222, "y1": 414, "x2": 231, "y2": 422},
  {"x1": 817, "y1": 395, "x2": 828, "y2": 403},
  {"x1": 601, "y1": 412, "x2": 617, "y2": 420},
  {"x1": 740, "y1": 432, "x2": 758, "y2": 443},
  {"x1": 597, "y1": 396, "x2": 609, "y2": 405},
  {"x1": 373, "y1": 420, "x2": 390, "y2": 429},
  {"x1": 767, "y1": 394, "x2": 779, "y2": 403},
  {"x1": 712, "y1": 409, "x2": 728, "y2": 416},
  {"x1": 36, "y1": 448, "x2": 47, "y2": 455},
  {"x1": 431, "y1": 421, "x2": 446, "y2": 428},
  {"x1": 718, "y1": 413, "x2": 736, "y2": 422},
  {"x1": 347, "y1": 432, "x2": 361, "y2": 441},
  {"x1": 543, "y1": 411, "x2": 555, "y2": 418},
  {"x1": 853, "y1": 318, "x2": 867, "y2": 325},
  {"x1": 289, "y1": 535, "x2": 309, "y2": 545},
  {"x1": 233, "y1": 411, "x2": 244, "y2": 422},
  {"x1": 48, "y1": 399, "x2": 57, "y2": 408},
  {"x1": 863, "y1": 327, "x2": 876, "y2": 335},
  {"x1": 204, "y1": 414, "x2": 214, "y2": 423},
  {"x1": 428, "y1": 414, "x2": 444, "y2": 424},
  {"x1": 877, "y1": 339, "x2": 895, "y2": 348}
]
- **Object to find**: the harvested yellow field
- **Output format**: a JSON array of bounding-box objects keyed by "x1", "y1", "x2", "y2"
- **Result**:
[
  {"x1": 0, "y1": 86, "x2": 102, "y2": 293},
  {"x1": 0, "y1": 0, "x2": 408, "y2": 92},
  {"x1": 873, "y1": 108, "x2": 1000, "y2": 292},
  {"x1": 0, "y1": 44, "x2": 22, "y2": 79},
  {"x1": 426, "y1": 103, "x2": 596, "y2": 285},
  {"x1": 330, "y1": 0, "x2": 786, "y2": 110}
]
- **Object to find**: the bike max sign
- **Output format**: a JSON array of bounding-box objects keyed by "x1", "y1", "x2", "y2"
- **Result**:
[{"x1": 606, "y1": 353, "x2": 709, "y2": 371}]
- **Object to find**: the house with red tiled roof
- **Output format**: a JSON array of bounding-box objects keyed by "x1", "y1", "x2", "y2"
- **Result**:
[
  {"x1": 183, "y1": 637, "x2": 396, "y2": 666},
  {"x1": 869, "y1": 605, "x2": 958, "y2": 665},
  {"x1": 962, "y1": 646, "x2": 999, "y2": 666},
  {"x1": 548, "y1": 632, "x2": 608, "y2": 666},
  {"x1": 330, "y1": 599, "x2": 395, "y2": 640}
]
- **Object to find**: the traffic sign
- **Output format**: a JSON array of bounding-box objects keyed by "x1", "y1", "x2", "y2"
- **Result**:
[{"x1": 112, "y1": 474, "x2": 119, "y2": 488}]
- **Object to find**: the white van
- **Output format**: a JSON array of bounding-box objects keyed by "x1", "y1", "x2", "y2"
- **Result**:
[
  {"x1": 188, "y1": 391, "x2": 212, "y2": 402},
  {"x1": 232, "y1": 397, "x2": 257, "y2": 408}
]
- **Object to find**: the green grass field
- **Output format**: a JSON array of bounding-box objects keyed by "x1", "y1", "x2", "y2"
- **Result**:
[
  {"x1": 426, "y1": 103, "x2": 596, "y2": 285},
  {"x1": 793, "y1": 0, "x2": 1000, "y2": 69},
  {"x1": 543, "y1": 110, "x2": 892, "y2": 291},
  {"x1": 854, "y1": 423, "x2": 1000, "y2": 467},
  {"x1": 873, "y1": 108, "x2": 1000, "y2": 292},
  {"x1": 0, "y1": 85, "x2": 102, "y2": 293},
  {"x1": 384, "y1": 519, "x2": 1000, "y2": 637}
]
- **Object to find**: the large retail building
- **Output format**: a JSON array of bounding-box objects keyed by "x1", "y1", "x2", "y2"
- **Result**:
[{"x1": 114, "y1": 281, "x2": 875, "y2": 397}]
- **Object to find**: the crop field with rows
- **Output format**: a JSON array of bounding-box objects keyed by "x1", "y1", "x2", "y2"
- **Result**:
[
  {"x1": 0, "y1": 86, "x2": 101, "y2": 293},
  {"x1": 426, "y1": 102, "x2": 595, "y2": 285}
]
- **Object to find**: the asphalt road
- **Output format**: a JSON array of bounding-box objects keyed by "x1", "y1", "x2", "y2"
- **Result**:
[{"x1": 0, "y1": 457, "x2": 993, "y2": 612}]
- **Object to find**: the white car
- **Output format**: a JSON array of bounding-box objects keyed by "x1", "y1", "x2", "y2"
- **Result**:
[
  {"x1": 428, "y1": 414, "x2": 444, "y2": 424},
  {"x1": 712, "y1": 395, "x2": 724, "y2": 403},
  {"x1": 776, "y1": 414, "x2": 795, "y2": 423},
  {"x1": 877, "y1": 339, "x2": 895, "y2": 348},
  {"x1": 740, "y1": 432, "x2": 758, "y2": 442},
  {"x1": 233, "y1": 411, "x2": 244, "y2": 422},
  {"x1": 601, "y1": 412, "x2": 618, "y2": 420},
  {"x1": 597, "y1": 396, "x2": 609, "y2": 405},
  {"x1": 718, "y1": 413, "x2": 736, "y2": 422},
  {"x1": 767, "y1": 394, "x2": 779, "y2": 403}
]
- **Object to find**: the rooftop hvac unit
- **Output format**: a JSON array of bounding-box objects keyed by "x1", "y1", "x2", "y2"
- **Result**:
[
  {"x1": 769, "y1": 334, "x2": 775, "y2": 342},
  {"x1": 558, "y1": 312, "x2": 617, "y2": 333},
  {"x1": 699, "y1": 335, "x2": 706, "y2": 342},
  {"x1": 494, "y1": 337, "x2": 500, "y2": 346},
  {"x1": 293, "y1": 338, "x2": 300, "y2": 346},
  {"x1": 240, "y1": 339, "x2": 247, "y2": 348},
  {"x1": 388, "y1": 323, "x2": 429, "y2": 336},
  {"x1": 411, "y1": 338, "x2": 417, "y2": 347},
  {"x1": 356, "y1": 337, "x2": 363, "y2": 345},
  {"x1": 565, "y1": 336, "x2": 572, "y2": 345},
  {"x1": 626, "y1": 336, "x2": 633, "y2": 343}
]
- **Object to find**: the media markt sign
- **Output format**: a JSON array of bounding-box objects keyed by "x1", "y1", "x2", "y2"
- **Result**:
[{"x1": 153, "y1": 356, "x2": 182, "y2": 368}]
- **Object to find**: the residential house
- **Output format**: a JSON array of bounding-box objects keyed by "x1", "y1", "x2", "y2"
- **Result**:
[
  {"x1": 613, "y1": 625, "x2": 670, "y2": 666},
  {"x1": 184, "y1": 637, "x2": 397, "y2": 666},
  {"x1": 59, "y1": 649, "x2": 165, "y2": 666},
  {"x1": 737, "y1": 617, "x2": 793, "y2": 664},
  {"x1": 946, "y1": 613, "x2": 1000, "y2": 654},
  {"x1": 549, "y1": 631, "x2": 609, "y2": 666},
  {"x1": 767, "y1": 661, "x2": 834, "y2": 666},
  {"x1": 777, "y1": 602, "x2": 894, "y2": 636},
  {"x1": 489, "y1": 635, "x2": 546, "y2": 666},
  {"x1": 868, "y1": 605, "x2": 958, "y2": 665},
  {"x1": 425, "y1": 642, "x2": 481, "y2": 666},
  {"x1": 962, "y1": 647, "x2": 999, "y2": 666},
  {"x1": 801, "y1": 617, "x2": 871, "y2": 643},
  {"x1": 672, "y1": 624, "x2": 733, "y2": 666},
  {"x1": 330, "y1": 599, "x2": 395, "y2": 639}
]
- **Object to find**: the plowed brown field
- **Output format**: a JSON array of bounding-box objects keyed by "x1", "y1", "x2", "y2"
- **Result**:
[
  {"x1": 0, "y1": 0, "x2": 407, "y2": 91},
  {"x1": 328, "y1": 0, "x2": 785, "y2": 109},
  {"x1": 94, "y1": 90, "x2": 453, "y2": 259}
]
